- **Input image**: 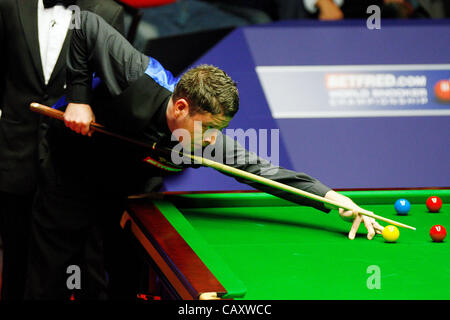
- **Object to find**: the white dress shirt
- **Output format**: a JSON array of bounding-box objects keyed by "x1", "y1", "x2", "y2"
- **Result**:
[{"x1": 37, "y1": 0, "x2": 73, "y2": 85}]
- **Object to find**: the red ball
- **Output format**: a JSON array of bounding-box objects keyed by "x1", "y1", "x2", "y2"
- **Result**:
[
  {"x1": 434, "y1": 80, "x2": 450, "y2": 102},
  {"x1": 426, "y1": 196, "x2": 442, "y2": 213},
  {"x1": 430, "y1": 225, "x2": 446, "y2": 242}
]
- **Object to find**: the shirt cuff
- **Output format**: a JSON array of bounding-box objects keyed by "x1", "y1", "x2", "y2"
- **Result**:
[
  {"x1": 299, "y1": 181, "x2": 332, "y2": 213},
  {"x1": 303, "y1": 0, "x2": 345, "y2": 14},
  {"x1": 66, "y1": 84, "x2": 92, "y2": 105}
]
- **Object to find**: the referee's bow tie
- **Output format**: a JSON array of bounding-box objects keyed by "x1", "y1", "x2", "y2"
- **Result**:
[{"x1": 43, "y1": 0, "x2": 77, "y2": 9}]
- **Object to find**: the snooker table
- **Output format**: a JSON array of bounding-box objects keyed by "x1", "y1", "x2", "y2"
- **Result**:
[{"x1": 120, "y1": 189, "x2": 450, "y2": 300}]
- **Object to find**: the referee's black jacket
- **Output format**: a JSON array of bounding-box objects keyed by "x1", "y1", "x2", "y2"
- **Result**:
[{"x1": 42, "y1": 10, "x2": 332, "y2": 212}]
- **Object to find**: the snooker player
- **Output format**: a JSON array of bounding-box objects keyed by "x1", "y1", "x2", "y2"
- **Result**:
[{"x1": 27, "y1": 11, "x2": 384, "y2": 299}]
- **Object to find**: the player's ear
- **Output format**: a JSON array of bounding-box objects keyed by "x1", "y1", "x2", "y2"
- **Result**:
[{"x1": 173, "y1": 98, "x2": 190, "y2": 118}]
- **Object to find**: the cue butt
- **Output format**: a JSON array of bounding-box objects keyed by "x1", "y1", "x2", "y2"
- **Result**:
[{"x1": 30, "y1": 102, "x2": 64, "y2": 121}]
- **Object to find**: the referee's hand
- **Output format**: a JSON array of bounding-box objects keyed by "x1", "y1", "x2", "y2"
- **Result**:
[{"x1": 63, "y1": 103, "x2": 95, "y2": 137}]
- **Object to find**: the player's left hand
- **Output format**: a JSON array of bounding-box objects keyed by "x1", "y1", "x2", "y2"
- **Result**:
[
  {"x1": 325, "y1": 190, "x2": 384, "y2": 240},
  {"x1": 339, "y1": 208, "x2": 384, "y2": 240}
]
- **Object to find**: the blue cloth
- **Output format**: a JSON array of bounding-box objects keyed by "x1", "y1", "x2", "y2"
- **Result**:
[
  {"x1": 52, "y1": 95, "x2": 68, "y2": 110},
  {"x1": 144, "y1": 57, "x2": 179, "y2": 92},
  {"x1": 52, "y1": 74, "x2": 101, "y2": 110}
]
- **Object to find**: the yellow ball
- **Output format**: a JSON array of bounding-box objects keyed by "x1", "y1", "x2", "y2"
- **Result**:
[{"x1": 382, "y1": 225, "x2": 400, "y2": 242}]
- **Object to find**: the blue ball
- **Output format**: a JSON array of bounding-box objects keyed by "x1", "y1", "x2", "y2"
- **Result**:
[{"x1": 395, "y1": 199, "x2": 411, "y2": 215}]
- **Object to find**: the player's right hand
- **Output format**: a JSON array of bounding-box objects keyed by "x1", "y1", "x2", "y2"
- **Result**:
[{"x1": 64, "y1": 103, "x2": 96, "y2": 137}]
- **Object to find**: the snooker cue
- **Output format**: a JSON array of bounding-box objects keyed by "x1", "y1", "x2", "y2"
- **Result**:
[{"x1": 30, "y1": 102, "x2": 416, "y2": 231}]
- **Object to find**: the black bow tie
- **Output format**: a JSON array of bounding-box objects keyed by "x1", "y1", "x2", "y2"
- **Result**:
[{"x1": 43, "y1": 0, "x2": 77, "y2": 9}]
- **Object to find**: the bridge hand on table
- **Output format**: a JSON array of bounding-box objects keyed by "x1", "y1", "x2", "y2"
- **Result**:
[{"x1": 325, "y1": 190, "x2": 385, "y2": 240}]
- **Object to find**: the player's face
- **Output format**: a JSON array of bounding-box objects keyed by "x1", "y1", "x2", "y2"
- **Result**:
[
  {"x1": 182, "y1": 111, "x2": 231, "y2": 150},
  {"x1": 168, "y1": 98, "x2": 232, "y2": 151}
]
